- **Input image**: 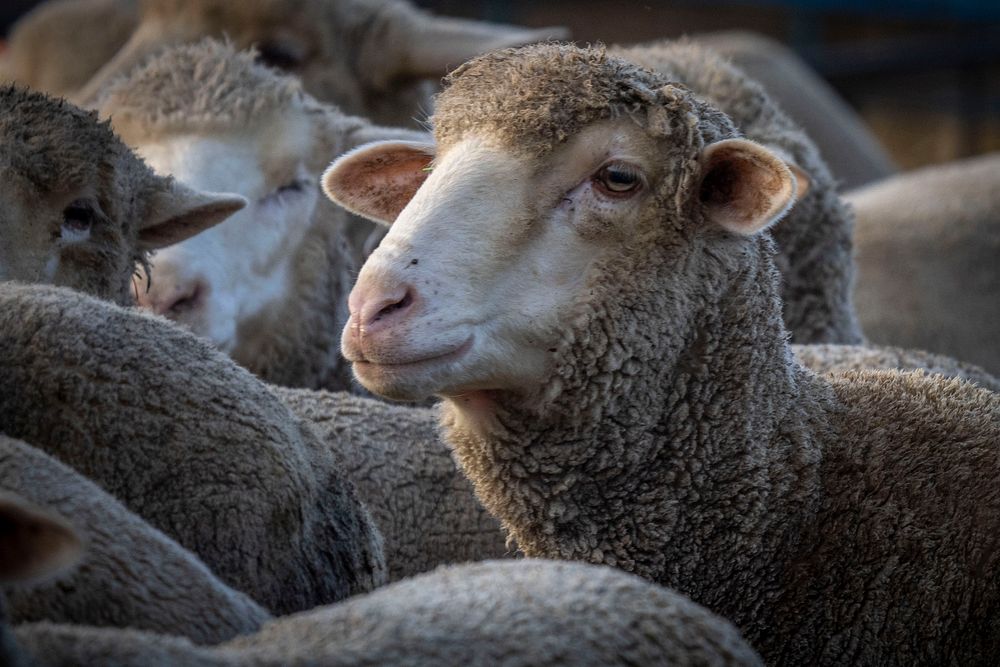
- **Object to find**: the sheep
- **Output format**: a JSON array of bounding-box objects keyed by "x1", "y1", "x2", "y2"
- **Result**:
[
  {"x1": 0, "y1": 84, "x2": 245, "y2": 306},
  {"x1": 0, "y1": 281, "x2": 387, "y2": 615},
  {"x1": 11, "y1": 561, "x2": 763, "y2": 666},
  {"x1": 0, "y1": 435, "x2": 271, "y2": 643},
  {"x1": 692, "y1": 30, "x2": 896, "y2": 190},
  {"x1": 847, "y1": 152, "x2": 1000, "y2": 375},
  {"x1": 0, "y1": 0, "x2": 138, "y2": 98},
  {"x1": 97, "y1": 40, "x2": 424, "y2": 391},
  {"x1": 76, "y1": 0, "x2": 567, "y2": 127},
  {"x1": 272, "y1": 387, "x2": 509, "y2": 580},
  {"x1": 322, "y1": 43, "x2": 1000, "y2": 665}
]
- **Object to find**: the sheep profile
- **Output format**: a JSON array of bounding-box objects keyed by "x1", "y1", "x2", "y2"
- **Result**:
[
  {"x1": 76, "y1": 0, "x2": 567, "y2": 127},
  {"x1": 0, "y1": 435, "x2": 270, "y2": 644},
  {"x1": 324, "y1": 43, "x2": 1000, "y2": 665},
  {"x1": 0, "y1": 84, "x2": 245, "y2": 306},
  {"x1": 0, "y1": 282, "x2": 387, "y2": 615},
  {"x1": 848, "y1": 152, "x2": 1000, "y2": 375},
  {"x1": 98, "y1": 40, "x2": 424, "y2": 391},
  {"x1": 11, "y1": 561, "x2": 763, "y2": 666}
]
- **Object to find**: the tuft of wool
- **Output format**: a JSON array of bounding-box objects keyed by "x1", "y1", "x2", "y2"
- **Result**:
[{"x1": 0, "y1": 282, "x2": 386, "y2": 614}]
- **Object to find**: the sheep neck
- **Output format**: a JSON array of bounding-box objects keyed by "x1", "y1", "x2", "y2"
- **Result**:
[{"x1": 442, "y1": 234, "x2": 831, "y2": 626}]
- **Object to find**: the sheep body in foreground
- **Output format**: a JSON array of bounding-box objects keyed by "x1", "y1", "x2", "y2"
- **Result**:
[
  {"x1": 847, "y1": 152, "x2": 1000, "y2": 375},
  {"x1": 0, "y1": 85, "x2": 245, "y2": 306},
  {"x1": 0, "y1": 282, "x2": 386, "y2": 614},
  {"x1": 272, "y1": 387, "x2": 509, "y2": 580},
  {"x1": 12, "y1": 561, "x2": 762, "y2": 666},
  {"x1": 98, "y1": 40, "x2": 424, "y2": 391},
  {"x1": 325, "y1": 43, "x2": 1000, "y2": 664},
  {"x1": 0, "y1": 435, "x2": 270, "y2": 643}
]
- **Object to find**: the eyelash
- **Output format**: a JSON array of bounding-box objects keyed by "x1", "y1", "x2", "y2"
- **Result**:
[{"x1": 260, "y1": 179, "x2": 311, "y2": 205}]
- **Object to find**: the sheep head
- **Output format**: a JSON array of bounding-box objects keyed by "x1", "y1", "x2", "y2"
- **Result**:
[
  {"x1": 0, "y1": 86, "x2": 246, "y2": 306},
  {"x1": 323, "y1": 45, "x2": 804, "y2": 405},
  {"x1": 77, "y1": 0, "x2": 567, "y2": 126}
]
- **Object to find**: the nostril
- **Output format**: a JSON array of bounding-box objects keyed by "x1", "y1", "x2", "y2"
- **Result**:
[{"x1": 373, "y1": 289, "x2": 414, "y2": 323}]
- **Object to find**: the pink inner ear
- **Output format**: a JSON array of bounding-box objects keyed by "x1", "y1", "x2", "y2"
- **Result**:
[
  {"x1": 699, "y1": 142, "x2": 795, "y2": 234},
  {"x1": 331, "y1": 149, "x2": 432, "y2": 224}
]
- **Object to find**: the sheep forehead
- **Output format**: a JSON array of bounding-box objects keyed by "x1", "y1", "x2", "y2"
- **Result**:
[
  {"x1": 99, "y1": 40, "x2": 316, "y2": 139},
  {"x1": 433, "y1": 43, "x2": 677, "y2": 156}
]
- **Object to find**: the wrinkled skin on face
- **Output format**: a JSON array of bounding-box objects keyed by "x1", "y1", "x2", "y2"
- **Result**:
[
  {"x1": 0, "y1": 86, "x2": 245, "y2": 305},
  {"x1": 76, "y1": 0, "x2": 566, "y2": 127}
]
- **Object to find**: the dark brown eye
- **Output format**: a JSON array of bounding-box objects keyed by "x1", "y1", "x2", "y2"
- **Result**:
[
  {"x1": 61, "y1": 201, "x2": 95, "y2": 238},
  {"x1": 594, "y1": 163, "x2": 642, "y2": 196},
  {"x1": 255, "y1": 39, "x2": 306, "y2": 71}
]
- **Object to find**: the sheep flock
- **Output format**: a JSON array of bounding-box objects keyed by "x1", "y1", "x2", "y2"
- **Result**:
[{"x1": 1, "y1": 1, "x2": 998, "y2": 665}]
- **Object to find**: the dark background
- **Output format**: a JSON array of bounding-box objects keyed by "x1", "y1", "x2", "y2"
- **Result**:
[{"x1": 4, "y1": 0, "x2": 998, "y2": 169}]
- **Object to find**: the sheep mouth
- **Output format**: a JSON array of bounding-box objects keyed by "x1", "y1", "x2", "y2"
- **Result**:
[{"x1": 353, "y1": 335, "x2": 474, "y2": 371}]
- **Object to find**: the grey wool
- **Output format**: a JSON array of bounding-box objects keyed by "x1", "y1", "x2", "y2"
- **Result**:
[
  {"x1": 11, "y1": 561, "x2": 763, "y2": 666},
  {"x1": 0, "y1": 435, "x2": 270, "y2": 643},
  {"x1": 847, "y1": 152, "x2": 1000, "y2": 375},
  {"x1": 0, "y1": 282, "x2": 386, "y2": 615},
  {"x1": 272, "y1": 388, "x2": 509, "y2": 580},
  {"x1": 0, "y1": 84, "x2": 244, "y2": 306},
  {"x1": 419, "y1": 44, "x2": 1000, "y2": 665}
]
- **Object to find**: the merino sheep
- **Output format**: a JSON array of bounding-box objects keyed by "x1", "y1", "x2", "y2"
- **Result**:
[
  {"x1": 77, "y1": 0, "x2": 566, "y2": 127},
  {"x1": 693, "y1": 30, "x2": 896, "y2": 190},
  {"x1": 98, "y1": 40, "x2": 424, "y2": 390},
  {"x1": 0, "y1": 84, "x2": 245, "y2": 306},
  {"x1": 847, "y1": 152, "x2": 1000, "y2": 375},
  {"x1": 0, "y1": 435, "x2": 270, "y2": 643},
  {"x1": 0, "y1": 282, "x2": 386, "y2": 615},
  {"x1": 272, "y1": 387, "x2": 508, "y2": 580},
  {"x1": 323, "y1": 43, "x2": 1000, "y2": 665},
  {"x1": 12, "y1": 561, "x2": 763, "y2": 666},
  {"x1": 0, "y1": 0, "x2": 138, "y2": 98}
]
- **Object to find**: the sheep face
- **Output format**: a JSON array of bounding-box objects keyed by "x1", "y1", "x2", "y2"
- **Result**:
[
  {"x1": 0, "y1": 86, "x2": 245, "y2": 305},
  {"x1": 129, "y1": 115, "x2": 321, "y2": 352},
  {"x1": 325, "y1": 126, "x2": 799, "y2": 403},
  {"x1": 77, "y1": 0, "x2": 566, "y2": 126}
]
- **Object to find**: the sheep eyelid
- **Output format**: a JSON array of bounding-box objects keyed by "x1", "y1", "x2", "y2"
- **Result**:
[
  {"x1": 592, "y1": 162, "x2": 644, "y2": 198},
  {"x1": 259, "y1": 179, "x2": 312, "y2": 206}
]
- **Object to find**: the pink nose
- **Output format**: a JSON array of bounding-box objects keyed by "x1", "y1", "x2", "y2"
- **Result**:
[
  {"x1": 137, "y1": 279, "x2": 206, "y2": 317},
  {"x1": 350, "y1": 283, "x2": 416, "y2": 334}
]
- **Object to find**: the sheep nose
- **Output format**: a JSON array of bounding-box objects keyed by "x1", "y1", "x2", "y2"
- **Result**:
[
  {"x1": 137, "y1": 279, "x2": 206, "y2": 317},
  {"x1": 351, "y1": 284, "x2": 416, "y2": 334}
]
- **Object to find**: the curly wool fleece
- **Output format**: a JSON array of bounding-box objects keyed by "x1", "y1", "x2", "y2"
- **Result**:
[
  {"x1": 432, "y1": 44, "x2": 1000, "y2": 666},
  {"x1": 435, "y1": 41, "x2": 861, "y2": 344}
]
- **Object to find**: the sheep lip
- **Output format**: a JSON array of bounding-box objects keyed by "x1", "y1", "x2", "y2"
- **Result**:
[{"x1": 354, "y1": 336, "x2": 474, "y2": 369}]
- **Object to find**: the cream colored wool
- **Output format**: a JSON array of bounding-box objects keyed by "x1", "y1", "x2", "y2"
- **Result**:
[
  {"x1": 98, "y1": 40, "x2": 424, "y2": 390},
  {"x1": 0, "y1": 0, "x2": 138, "y2": 97},
  {"x1": 848, "y1": 152, "x2": 1000, "y2": 375},
  {"x1": 272, "y1": 388, "x2": 509, "y2": 580},
  {"x1": 387, "y1": 44, "x2": 1000, "y2": 665},
  {"x1": 0, "y1": 436, "x2": 270, "y2": 643},
  {"x1": 12, "y1": 561, "x2": 763, "y2": 666},
  {"x1": 0, "y1": 282, "x2": 386, "y2": 615}
]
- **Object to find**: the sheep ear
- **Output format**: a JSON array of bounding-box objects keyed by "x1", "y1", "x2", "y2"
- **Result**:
[
  {"x1": 0, "y1": 493, "x2": 82, "y2": 585},
  {"x1": 698, "y1": 138, "x2": 800, "y2": 235},
  {"x1": 140, "y1": 181, "x2": 247, "y2": 251},
  {"x1": 361, "y1": 4, "x2": 568, "y2": 88},
  {"x1": 323, "y1": 140, "x2": 435, "y2": 226}
]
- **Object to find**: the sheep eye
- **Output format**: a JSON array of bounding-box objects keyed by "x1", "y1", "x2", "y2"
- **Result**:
[
  {"x1": 595, "y1": 164, "x2": 641, "y2": 195},
  {"x1": 256, "y1": 40, "x2": 306, "y2": 70},
  {"x1": 260, "y1": 179, "x2": 310, "y2": 206},
  {"x1": 61, "y1": 201, "x2": 95, "y2": 237}
]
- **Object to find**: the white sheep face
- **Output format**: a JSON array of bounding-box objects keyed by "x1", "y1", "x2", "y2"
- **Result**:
[
  {"x1": 326, "y1": 120, "x2": 801, "y2": 404},
  {"x1": 134, "y1": 119, "x2": 319, "y2": 354}
]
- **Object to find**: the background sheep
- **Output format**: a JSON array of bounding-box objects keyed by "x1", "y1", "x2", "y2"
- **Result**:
[
  {"x1": 847, "y1": 152, "x2": 1000, "y2": 375},
  {"x1": 0, "y1": 282, "x2": 386, "y2": 615},
  {"x1": 0, "y1": 0, "x2": 137, "y2": 98},
  {"x1": 12, "y1": 561, "x2": 763, "y2": 666},
  {"x1": 324, "y1": 43, "x2": 1000, "y2": 665},
  {"x1": 272, "y1": 387, "x2": 509, "y2": 580},
  {"x1": 0, "y1": 84, "x2": 245, "y2": 306},
  {"x1": 76, "y1": 0, "x2": 566, "y2": 126},
  {"x1": 98, "y1": 40, "x2": 423, "y2": 391},
  {"x1": 0, "y1": 435, "x2": 270, "y2": 644}
]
